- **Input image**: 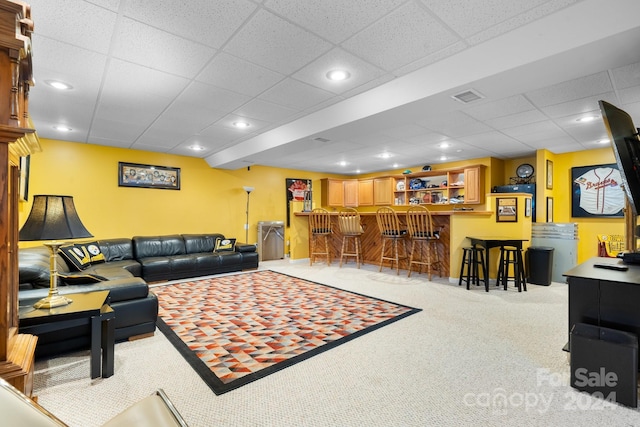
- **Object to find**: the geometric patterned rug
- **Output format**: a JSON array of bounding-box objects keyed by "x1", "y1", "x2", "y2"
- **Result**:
[{"x1": 154, "y1": 270, "x2": 421, "y2": 395}]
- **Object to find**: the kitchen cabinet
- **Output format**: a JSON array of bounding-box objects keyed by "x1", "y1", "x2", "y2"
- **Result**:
[
  {"x1": 393, "y1": 165, "x2": 485, "y2": 206},
  {"x1": 343, "y1": 179, "x2": 358, "y2": 207},
  {"x1": 358, "y1": 179, "x2": 373, "y2": 206},
  {"x1": 374, "y1": 177, "x2": 393, "y2": 205},
  {"x1": 321, "y1": 179, "x2": 344, "y2": 207}
]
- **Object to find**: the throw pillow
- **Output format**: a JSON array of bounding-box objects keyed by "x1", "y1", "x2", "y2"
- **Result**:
[
  {"x1": 59, "y1": 245, "x2": 91, "y2": 271},
  {"x1": 76, "y1": 241, "x2": 106, "y2": 264},
  {"x1": 214, "y1": 237, "x2": 236, "y2": 252},
  {"x1": 59, "y1": 273, "x2": 108, "y2": 285}
]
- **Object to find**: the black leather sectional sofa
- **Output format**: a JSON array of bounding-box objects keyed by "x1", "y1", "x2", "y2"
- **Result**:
[{"x1": 18, "y1": 234, "x2": 258, "y2": 357}]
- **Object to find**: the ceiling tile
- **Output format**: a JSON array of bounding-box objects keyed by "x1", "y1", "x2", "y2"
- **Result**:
[
  {"x1": 264, "y1": 0, "x2": 405, "y2": 44},
  {"x1": 233, "y1": 99, "x2": 298, "y2": 124},
  {"x1": 177, "y1": 82, "x2": 252, "y2": 113},
  {"x1": 484, "y1": 110, "x2": 548, "y2": 130},
  {"x1": 121, "y1": 0, "x2": 257, "y2": 48},
  {"x1": 421, "y1": 0, "x2": 550, "y2": 39},
  {"x1": 102, "y1": 59, "x2": 190, "y2": 100},
  {"x1": 259, "y1": 78, "x2": 335, "y2": 110},
  {"x1": 223, "y1": 9, "x2": 332, "y2": 74},
  {"x1": 464, "y1": 95, "x2": 536, "y2": 121},
  {"x1": 196, "y1": 52, "x2": 284, "y2": 97},
  {"x1": 292, "y1": 48, "x2": 387, "y2": 95},
  {"x1": 611, "y1": 60, "x2": 640, "y2": 89},
  {"x1": 525, "y1": 72, "x2": 614, "y2": 107},
  {"x1": 28, "y1": 0, "x2": 117, "y2": 54},
  {"x1": 341, "y1": 1, "x2": 459, "y2": 72},
  {"x1": 111, "y1": 17, "x2": 217, "y2": 78}
]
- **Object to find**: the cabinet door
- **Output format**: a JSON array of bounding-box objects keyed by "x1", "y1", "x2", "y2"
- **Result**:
[
  {"x1": 321, "y1": 179, "x2": 344, "y2": 207},
  {"x1": 343, "y1": 180, "x2": 358, "y2": 207},
  {"x1": 358, "y1": 179, "x2": 374, "y2": 206},
  {"x1": 464, "y1": 166, "x2": 482, "y2": 204},
  {"x1": 374, "y1": 177, "x2": 394, "y2": 205}
]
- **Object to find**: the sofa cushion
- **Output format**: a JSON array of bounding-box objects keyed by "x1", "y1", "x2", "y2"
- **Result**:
[
  {"x1": 182, "y1": 234, "x2": 223, "y2": 254},
  {"x1": 59, "y1": 245, "x2": 92, "y2": 271},
  {"x1": 59, "y1": 273, "x2": 108, "y2": 285},
  {"x1": 133, "y1": 235, "x2": 185, "y2": 258},
  {"x1": 76, "y1": 241, "x2": 106, "y2": 264},
  {"x1": 98, "y1": 238, "x2": 135, "y2": 262},
  {"x1": 214, "y1": 237, "x2": 236, "y2": 252}
]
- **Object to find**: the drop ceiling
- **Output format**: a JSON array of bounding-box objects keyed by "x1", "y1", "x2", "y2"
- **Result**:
[{"x1": 26, "y1": 0, "x2": 640, "y2": 175}]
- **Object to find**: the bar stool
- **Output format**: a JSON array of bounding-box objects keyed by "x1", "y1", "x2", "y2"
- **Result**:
[
  {"x1": 406, "y1": 205, "x2": 442, "y2": 280},
  {"x1": 376, "y1": 207, "x2": 408, "y2": 275},
  {"x1": 309, "y1": 208, "x2": 332, "y2": 266},
  {"x1": 338, "y1": 207, "x2": 364, "y2": 268},
  {"x1": 458, "y1": 247, "x2": 488, "y2": 291},
  {"x1": 496, "y1": 246, "x2": 527, "y2": 292}
]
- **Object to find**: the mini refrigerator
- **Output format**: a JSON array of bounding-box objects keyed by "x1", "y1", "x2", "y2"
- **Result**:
[{"x1": 493, "y1": 184, "x2": 536, "y2": 222}]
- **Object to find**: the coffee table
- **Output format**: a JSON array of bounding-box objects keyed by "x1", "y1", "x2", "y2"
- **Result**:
[{"x1": 19, "y1": 290, "x2": 115, "y2": 379}]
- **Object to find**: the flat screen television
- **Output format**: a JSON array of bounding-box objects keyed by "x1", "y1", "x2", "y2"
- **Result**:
[{"x1": 599, "y1": 100, "x2": 640, "y2": 258}]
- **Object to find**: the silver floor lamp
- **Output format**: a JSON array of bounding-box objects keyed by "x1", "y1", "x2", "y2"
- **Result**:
[{"x1": 243, "y1": 186, "x2": 254, "y2": 243}]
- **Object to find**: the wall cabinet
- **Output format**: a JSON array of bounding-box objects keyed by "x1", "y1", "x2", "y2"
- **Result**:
[
  {"x1": 343, "y1": 179, "x2": 358, "y2": 207},
  {"x1": 358, "y1": 179, "x2": 373, "y2": 206},
  {"x1": 321, "y1": 179, "x2": 344, "y2": 207},
  {"x1": 391, "y1": 165, "x2": 484, "y2": 206},
  {"x1": 374, "y1": 177, "x2": 393, "y2": 205}
]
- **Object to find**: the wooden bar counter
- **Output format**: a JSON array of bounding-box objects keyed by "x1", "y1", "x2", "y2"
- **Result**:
[{"x1": 293, "y1": 210, "x2": 492, "y2": 277}]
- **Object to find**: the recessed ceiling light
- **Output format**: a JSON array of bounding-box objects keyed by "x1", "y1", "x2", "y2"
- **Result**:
[
  {"x1": 233, "y1": 121, "x2": 250, "y2": 128},
  {"x1": 597, "y1": 139, "x2": 610, "y2": 144},
  {"x1": 53, "y1": 125, "x2": 72, "y2": 132},
  {"x1": 326, "y1": 69, "x2": 350, "y2": 81},
  {"x1": 338, "y1": 161, "x2": 348, "y2": 167},
  {"x1": 378, "y1": 152, "x2": 391, "y2": 159},
  {"x1": 45, "y1": 80, "x2": 73, "y2": 90},
  {"x1": 190, "y1": 145, "x2": 205, "y2": 151},
  {"x1": 440, "y1": 156, "x2": 447, "y2": 161},
  {"x1": 439, "y1": 142, "x2": 450, "y2": 148},
  {"x1": 576, "y1": 116, "x2": 597, "y2": 123},
  {"x1": 392, "y1": 163, "x2": 399, "y2": 168}
]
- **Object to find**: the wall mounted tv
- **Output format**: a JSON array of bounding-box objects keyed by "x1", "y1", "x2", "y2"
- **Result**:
[{"x1": 599, "y1": 100, "x2": 640, "y2": 257}]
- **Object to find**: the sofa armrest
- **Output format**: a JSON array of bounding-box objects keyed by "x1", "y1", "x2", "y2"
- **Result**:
[{"x1": 235, "y1": 243, "x2": 257, "y2": 253}]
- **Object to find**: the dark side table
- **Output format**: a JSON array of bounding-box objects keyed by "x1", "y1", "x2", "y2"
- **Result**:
[{"x1": 19, "y1": 290, "x2": 115, "y2": 379}]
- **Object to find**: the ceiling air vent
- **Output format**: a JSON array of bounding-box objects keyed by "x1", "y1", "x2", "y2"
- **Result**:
[
  {"x1": 451, "y1": 89, "x2": 485, "y2": 104},
  {"x1": 313, "y1": 137, "x2": 331, "y2": 143}
]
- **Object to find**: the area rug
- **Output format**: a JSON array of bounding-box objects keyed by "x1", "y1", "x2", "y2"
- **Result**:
[{"x1": 153, "y1": 270, "x2": 421, "y2": 395}]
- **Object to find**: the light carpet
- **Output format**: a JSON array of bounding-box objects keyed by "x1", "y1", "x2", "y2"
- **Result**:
[{"x1": 32, "y1": 260, "x2": 640, "y2": 426}]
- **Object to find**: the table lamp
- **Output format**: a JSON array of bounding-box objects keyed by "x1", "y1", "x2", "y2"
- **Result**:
[{"x1": 19, "y1": 195, "x2": 93, "y2": 309}]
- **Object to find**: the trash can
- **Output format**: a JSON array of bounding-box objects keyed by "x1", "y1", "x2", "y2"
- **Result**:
[
  {"x1": 525, "y1": 246, "x2": 554, "y2": 285},
  {"x1": 257, "y1": 221, "x2": 284, "y2": 262},
  {"x1": 570, "y1": 322, "x2": 638, "y2": 408}
]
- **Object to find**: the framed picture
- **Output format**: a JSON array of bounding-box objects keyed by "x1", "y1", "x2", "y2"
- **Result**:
[
  {"x1": 571, "y1": 163, "x2": 624, "y2": 218},
  {"x1": 496, "y1": 197, "x2": 518, "y2": 222},
  {"x1": 546, "y1": 159, "x2": 553, "y2": 189},
  {"x1": 19, "y1": 155, "x2": 30, "y2": 201},
  {"x1": 525, "y1": 197, "x2": 532, "y2": 217},
  {"x1": 118, "y1": 162, "x2": 180, "y2": 190},
  {"x1": 547, "y1": 197, "x2": 553, "y2": 222}
]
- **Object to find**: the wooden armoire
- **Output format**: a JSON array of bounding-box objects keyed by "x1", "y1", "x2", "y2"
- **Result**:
[{"x1": 0, "y1": 0, "x2": 39, "y2": 397}]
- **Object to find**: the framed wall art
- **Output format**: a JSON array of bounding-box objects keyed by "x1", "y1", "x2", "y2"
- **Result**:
[
  {"x1": 546, "y1": 159, "x2": 553, "y2": 189},
  {"x1": 571, "y1": 163, "x2": 624, "y2": 218},
  {"x1": 547, "y1": 197, "x2": 553, "y2": 222},
  {"x1": 525, "y1": 197, "x2": 532, "y2": 217},
  {"x1": 496, "y1": 197, "x2": 518, "y2": 222},
  {"x1": 118, "y1": 162, "x2": 180, "y2": 190}
]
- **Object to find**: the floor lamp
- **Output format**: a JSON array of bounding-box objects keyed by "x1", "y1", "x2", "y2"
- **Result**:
[
  {"x1": 19, "y1": 195, "x2": 93, "y2": 308},
  {"x1": 243, "y1": 186, "x2": 254, "y2": 243}
]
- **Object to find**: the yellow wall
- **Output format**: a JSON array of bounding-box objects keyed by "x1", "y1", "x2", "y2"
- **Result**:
[
  {"x1": 546, "y1": 147, "x2": 623, "y2": 262},
  {"x1": 19, "y1": 139, "x2": 333, "y2": 252},
  {"x1": 21, "y1": 138, "x2": 623, "y2": 267}
]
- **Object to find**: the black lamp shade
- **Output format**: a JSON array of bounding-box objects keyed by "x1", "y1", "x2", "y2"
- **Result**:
[{"x1": 19, "y1": 195, "x2": 93, "y2": 241}]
